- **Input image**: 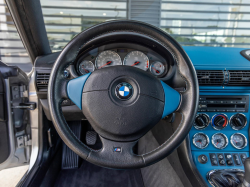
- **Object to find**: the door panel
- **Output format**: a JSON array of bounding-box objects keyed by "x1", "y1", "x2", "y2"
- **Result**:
[
  {"x1": 0, "y1": 62, "x2": 32, "y2": 170},
  {"x1": 0, "y1": 72, "x2": 10, "y2": 164}
]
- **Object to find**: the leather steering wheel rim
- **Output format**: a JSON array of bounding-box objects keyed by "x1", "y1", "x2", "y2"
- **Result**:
[{"x1": 48, "y1": 20, "x2": 199, "y2": 169}]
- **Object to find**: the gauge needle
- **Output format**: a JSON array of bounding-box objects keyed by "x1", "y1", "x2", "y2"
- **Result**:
[
  {"x1": 196, "y1": 141, "x2": 201, "y2": 144},
  {"x1": 99, "y1": 61, "x2": 112, "y2": 69},
  {"x1": 131, "y1": 61, "x2": 140, "y2": 66},
  {"x1": 81, "y1": 65, "x2": 89, "y2": 73},
  {"x1": 151, "y1": 66, "x2": 160, "y2": 73}
]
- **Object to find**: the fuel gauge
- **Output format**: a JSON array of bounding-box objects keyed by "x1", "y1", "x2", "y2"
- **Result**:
[{"x1": 150, "y1": 61, "x2": 166, "y2": 76}]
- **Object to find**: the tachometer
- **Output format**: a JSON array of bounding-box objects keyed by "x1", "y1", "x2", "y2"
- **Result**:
[
  {"x1": 95, "y1": 50, "x2": 122, "y2": 69},
  {"x1": 211, "y1": 133, "x2": 228, "y2": 149},
  {"x1": 231, "y1": 133, "x2": 247, "y2": 149},
  {"x1": 79, "y1": 60, "x2": 95, "y2": 75},
  {"x1": 123, "y1": 51, "x2": 149, "y2": 71},
  {"x1": 193, "y1": 133, "x2": 209, "y2": 149}
]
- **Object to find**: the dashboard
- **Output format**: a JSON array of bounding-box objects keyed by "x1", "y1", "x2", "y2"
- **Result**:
[
  {"x1": 35, "y1": 43, "x2": 250, "y2": 186},
  {"x1": 184, "y1": 46, "x2": 250, "y2": 187}
]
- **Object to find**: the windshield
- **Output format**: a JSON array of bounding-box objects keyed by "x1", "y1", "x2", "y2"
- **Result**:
[{"x1": 40, "y1": 0, "x2": 250, "y2": 52}]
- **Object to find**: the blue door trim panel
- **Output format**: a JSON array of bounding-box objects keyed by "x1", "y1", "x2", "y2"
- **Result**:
[
  {"x1": 67, "y1": 73, "x2": 91, "y2": 110},
  {"x1": 160, "y1": 81, "x2": 181, "y2": 119}
]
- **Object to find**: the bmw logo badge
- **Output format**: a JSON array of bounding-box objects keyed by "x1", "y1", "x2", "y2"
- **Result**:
[{"x1": 115, "y1": 82, "x2": 133, "y2": 100}]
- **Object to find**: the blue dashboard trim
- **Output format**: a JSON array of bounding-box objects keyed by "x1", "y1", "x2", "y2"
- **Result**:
[
  {"x1": 160, "y1": 81, "x2": 181, "y2": 118},
  {"x1": 67, "y1": 73, "x2": 91, "y2": 110},
  {"x1": 183, "y1": 46, "x2": 250, "y2": 68},
  {"x1": 189, "y1": 91, "x2": 250, "y2": 187}
]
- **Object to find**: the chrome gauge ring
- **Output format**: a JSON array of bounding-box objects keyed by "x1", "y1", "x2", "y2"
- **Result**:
[
  {"x1": 211, "y1": 133, "x2": 228, "y2": 149},
  {"x1": 230, "y1": 133, "x2": 247, "y2": 149},
  {"x1": 193, "y1": 133, "x2": 210, "y2": 149}
]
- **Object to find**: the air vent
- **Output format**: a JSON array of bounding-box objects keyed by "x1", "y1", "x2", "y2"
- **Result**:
[
  {"x1": 36, "y1": 72, "x2": 50, "y2": 91},
  {"x1": 228, "y1": 71, "x2": 250, "y2": 86},
  {"x1": 196, "y1": 70, "x2": 224, "y2": 86}
]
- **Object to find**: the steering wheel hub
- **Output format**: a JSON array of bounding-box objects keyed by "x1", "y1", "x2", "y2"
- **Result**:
[{"x1": 79, "y1": 66, "x2": 166, "y2": 141}]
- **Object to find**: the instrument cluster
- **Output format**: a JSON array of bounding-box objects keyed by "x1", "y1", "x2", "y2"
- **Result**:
[
  {"x1": 75, "y1": 44, "x2": 169, "y2": 78},
  {"x1": 192, "y1": 113, "x2": 248, "y2": 150}
]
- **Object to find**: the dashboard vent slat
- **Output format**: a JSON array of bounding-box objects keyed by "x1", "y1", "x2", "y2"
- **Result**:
[
  {"x1": 36, "y1": 72, "x2": 50, "y2": 91},
  {"x1": 228, "y1": 71, "x2": 250, "y2": 86},
  {"x1": 196, "y1": 70, "x2": 224, "y2": 86}
]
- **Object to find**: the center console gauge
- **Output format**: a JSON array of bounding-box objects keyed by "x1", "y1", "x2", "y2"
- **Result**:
[
  {"x1": 79, "y1": 60, "x2": 95, "y2": 75},
  {"x1": 230, "y1": 133, "x2": 247, "y2": 149},
  {"x1": 95, "y1": 50, "x2": 122, "y2": 69},
  {"x1": 211, "y1": 133, "x2": 228, "y2": 149},
  {"x1": 150, "y1": 61, "x2": 166, "y2": 76},
  {"x1": 193, "y1": 133, "x2": 209, "y2": 149},
  {"x1": 194, "y1": 114, "x2": 210, "y2": 129},
  {"x1": 123, "y1": 51, "x2": 149, "y2": 71},
  {"x1": 230, "y1": 113, "x2": 247, "y2": 130},
  {"x1": 211, "y1": 114, "x2": 228, "y2": 130}
]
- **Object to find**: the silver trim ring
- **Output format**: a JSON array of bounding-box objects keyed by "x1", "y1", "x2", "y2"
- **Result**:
[
  {"x1": 230, "y1": 133, "x2": 248, "y2": 149},
  {"x1": 193, "y1": 113, "x2": 210, "y2": 130},
  {"x1": 229, "y1": 113, "x2": 247, "y2": 130},
  {"x1": 192, "y1": 133, "x2": 210, "y2": 149},
  {"x1": 211, "y1": 133, "x2": 228, "y2": 149},
  {"x1": 211, "y1": 113, "x2": 228, "y2": 130}
]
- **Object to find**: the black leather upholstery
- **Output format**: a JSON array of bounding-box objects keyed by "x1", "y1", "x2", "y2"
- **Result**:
[{"x1": 48, "y1": 20, "x2": 199, "y2": 169}]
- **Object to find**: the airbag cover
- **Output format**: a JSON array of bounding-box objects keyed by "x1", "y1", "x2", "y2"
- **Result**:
[{"x1": 82, "y1": 66, "x2": 164, "y2": 141}]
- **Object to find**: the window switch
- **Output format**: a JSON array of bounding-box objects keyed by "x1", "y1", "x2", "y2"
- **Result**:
[
  {"x1": 233, "y1": 154, "x2": 241, "y2": 166},
  {"x1": 209, "y1": 153, "x2": 218, "y2": 166},
  {"x1": 240, "y1": 153, "x2": 247, "y2": 164}
]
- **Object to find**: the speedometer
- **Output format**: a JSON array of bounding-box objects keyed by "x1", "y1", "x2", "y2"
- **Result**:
[
  {"x1": 95, "y1": 50, "x2": 122, "y2": 69},
  {"x1": 123, "y1": 51, "x2": 149, "y2": 71}
]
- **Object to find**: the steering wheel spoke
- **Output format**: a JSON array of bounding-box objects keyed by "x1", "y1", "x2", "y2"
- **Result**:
[
  {"x1": 66, "y1": 73, "x2": 91, "y2": 109},
  {"x1": 161, "y1": 81, "x2": 181, "y2": 118},
  {"x1": 88, "y1": 136, "x2": 144, "y2": 169}
]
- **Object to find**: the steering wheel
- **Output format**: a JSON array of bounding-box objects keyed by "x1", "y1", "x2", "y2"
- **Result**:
[{"x1": 48, "y1": 20, "x2": 199, "y2": 169}]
